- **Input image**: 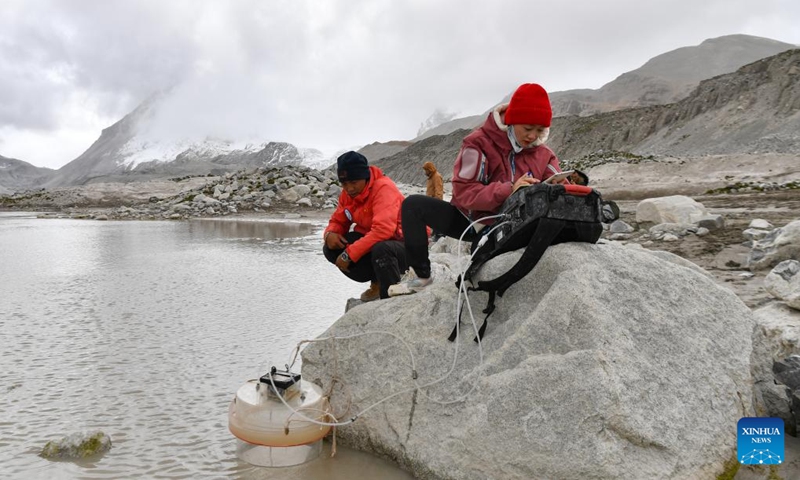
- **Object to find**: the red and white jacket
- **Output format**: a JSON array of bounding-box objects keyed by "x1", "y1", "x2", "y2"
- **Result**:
[
  {"x1": 324, "y1": 166, "x2": 404, "y2": 262},
  {"x1": 451, "y1": 104, "x2": 562, "y2": 222}
]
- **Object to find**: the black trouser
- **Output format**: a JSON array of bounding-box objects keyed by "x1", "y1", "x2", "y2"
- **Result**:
[
  {"x1": 323, "y1": 231, "x2": 408, "y2": 299},
  {"x1": 401, "y1": 194, "x2": 479, "y2": 279}
]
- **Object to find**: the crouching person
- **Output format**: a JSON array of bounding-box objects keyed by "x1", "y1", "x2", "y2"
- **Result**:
[{"x1": 323, "y1": 151, "x2": 408, "y2": 301}]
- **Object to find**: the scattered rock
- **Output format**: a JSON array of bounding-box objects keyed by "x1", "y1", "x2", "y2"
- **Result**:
[
  {"x1": 750, "y1": 219, "x2": 774, "y2": 230},
  {"x1": 636, "y1": 195, "x2": 708, "y2": 225},
  {"x1": 609, "y1": 220, "x2": 634, "y2": 233},
  {"x1": 748, "y1": 220, "x2": 800, "y2": 271},
  {"x1": 650, "y1": 222, "x2": 696, "y2": 237},
  {"x1": 696, "y1": 214, "x2": 725, "y2": 230},
  {"x1": 743, "y1": 228, "x2": 770, "y2": 241},
  {"x1": 765, "y1": 260, "x2": 800, "y2": 309},
  {"x1": 40, "y1": 431, "x2": 112, "y2": 460}
]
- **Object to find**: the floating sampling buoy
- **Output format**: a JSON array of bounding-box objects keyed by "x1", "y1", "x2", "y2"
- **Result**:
[{"x1": 229, "y1": 367, "x2": 332, "y2": 467}]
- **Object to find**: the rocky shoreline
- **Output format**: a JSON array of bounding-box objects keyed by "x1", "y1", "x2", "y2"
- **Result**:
[
  {"x1": 0, "y1": 166, "x2": 344, "y2": 220},
  {"x1": 0, "y1": 165, "x2": 431, "y2": 221},
  {"x1": 3, "y1": 170, "x2": 797, "y2": 310}
]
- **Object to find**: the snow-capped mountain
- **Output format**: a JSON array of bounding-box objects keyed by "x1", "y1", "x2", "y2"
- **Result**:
[
  {"x1": 117, "y1": 137, "x2": 262, "y2": 170},
  {"x1": 45, "y1": 94, "x2": 338, "y2": 188},
  {"x1": 417, "y1": 108, "x2": 458, "y2": 137},
  {"x1": 297, "y1": 147, "x2": 337, "y2": 171}
]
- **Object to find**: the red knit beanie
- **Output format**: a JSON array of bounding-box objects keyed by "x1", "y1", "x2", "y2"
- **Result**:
[{"x1": 504, "y1": 83, "x2": 552, "y2": 127}]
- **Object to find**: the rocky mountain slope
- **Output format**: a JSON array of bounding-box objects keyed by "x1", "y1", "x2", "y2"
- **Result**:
[
  {"x1": 373, "y1": 129, "x2": 472, "y2": 185},
  {"x1": 550, "y1": 48, "x2": 800, "y2": 159},
  {"x1": 0, "y1": 155, "x2": 54, "y2": 195},
  {"x1": 374, "y1": 48, "x2": 800, "y2": 189},
  {"x1": 411, "y1": 35, "x2": 796, "y2": 141},
  {"x1": 356, "y1": 140, "x2": 414, "y2": 163},
  {"x1": 550, "y1": 34, "x2": 795, "y2": 117}
]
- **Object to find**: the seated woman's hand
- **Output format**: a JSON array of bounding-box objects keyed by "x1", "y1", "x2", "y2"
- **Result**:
[{"x1": 512, "y1": 174, "x2": 539, "y2": 193}]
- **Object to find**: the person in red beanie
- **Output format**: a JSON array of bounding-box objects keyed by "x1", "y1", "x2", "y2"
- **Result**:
[
  {"x1": 324, "y1": 151, "x2": 408, "y2": 301},
  {"x1": 389, "y1": 83, "x2": 567, "y2": 296}
]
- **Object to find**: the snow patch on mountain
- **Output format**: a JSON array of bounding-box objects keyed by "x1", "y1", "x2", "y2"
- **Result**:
[
  {"x1": 117, "y1": 135, "x2": 340, "y2": 171},
  {"x1": 118, "y1": 137, "x2": 262, "y2": 169},
  {"x1": 299, "y1": 148, "x2": 336, "y2": 170},
  {"x1": 417, "y1": 108, "x2": 459, "y2": 137}
]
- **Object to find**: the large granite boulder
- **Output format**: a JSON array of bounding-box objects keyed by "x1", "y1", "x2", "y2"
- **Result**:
[
  {"x1": 302, "y1": 242, "x2": 755, "y2": 480},
  {"x1": 635, "y1": 195, "x2": 708, "y2": 225}
]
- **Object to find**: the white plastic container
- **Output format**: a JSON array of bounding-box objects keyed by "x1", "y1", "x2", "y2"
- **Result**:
[{"x1": 229, "y1": 378, "x2": 332, "y2": 467}]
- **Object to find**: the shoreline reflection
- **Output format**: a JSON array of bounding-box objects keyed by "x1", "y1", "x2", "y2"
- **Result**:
[{"x1": 188, "y1": 218, "x2": 319, "y2": 240}]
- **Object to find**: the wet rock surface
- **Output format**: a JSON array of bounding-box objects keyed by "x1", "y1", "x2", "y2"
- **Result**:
[{"x1": 40, "y1": 431, "x2": 112, "y2": 460}]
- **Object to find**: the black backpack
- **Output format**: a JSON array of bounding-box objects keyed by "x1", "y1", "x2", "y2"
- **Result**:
[{"x1": 452, "y1": 183, "x2": 616, "y2": 341}]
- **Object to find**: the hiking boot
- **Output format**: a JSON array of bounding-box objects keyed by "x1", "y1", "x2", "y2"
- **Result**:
[
  {"x1": 360, "y1": 282, "x2": 380, "y2": 302},
  {"x1": 387, "y1": 270, "x2": 433, "y2": 297}
]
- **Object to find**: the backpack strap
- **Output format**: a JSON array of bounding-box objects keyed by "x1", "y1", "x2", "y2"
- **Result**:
[
  {"x1": 450, "y1": 217, "x2": 565, "y2": 342},
  {"x1": 448, "y1": 290, "x2": 496, "y2": 343},
  {"x1": 449, "y1": 183, "x2": 604, "y2": 342},
  {"x1": 476, "y1": 217, "x2": 565, "y2": 297}
]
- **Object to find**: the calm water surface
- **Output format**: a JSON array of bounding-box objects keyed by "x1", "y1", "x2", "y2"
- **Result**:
[{"x1": 0, "y1": 212, "x2": 413, "y2": 479}]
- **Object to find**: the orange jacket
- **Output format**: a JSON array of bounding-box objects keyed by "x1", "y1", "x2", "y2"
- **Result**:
[{"x1": 324, "y1": 166, "x2": 404, "y2": 262}]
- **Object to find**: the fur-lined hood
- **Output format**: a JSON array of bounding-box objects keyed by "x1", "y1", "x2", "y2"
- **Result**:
[
  {"x1": 492, "y1": 103, "x2": 549, "y2": 146},
  {"x1": 422, "y1": 161, "x2": 438, "y2": 176}
]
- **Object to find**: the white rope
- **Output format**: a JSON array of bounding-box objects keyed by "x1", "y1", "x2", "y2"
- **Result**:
[{"x1": 266, "y1": 213, "x2": 510, "y2": 426}]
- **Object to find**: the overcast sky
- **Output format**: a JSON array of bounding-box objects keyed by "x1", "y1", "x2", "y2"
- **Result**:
[{"x1": 1, "y1": 0, "x2": 799, "y2": 169}]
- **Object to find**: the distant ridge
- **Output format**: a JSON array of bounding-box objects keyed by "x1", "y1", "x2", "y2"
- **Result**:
[
  {"x1": 357, "y1": 140, "x2": 414, "y2": 164},
  {"x1": 549, "y1": 48, "x2": 800, "y2": 159},
  {"x1": 410, "y1": 34, "x2": 796, "y2": 142},
  {"x1": 375, "y1": 48, "x2": 800, "y2": 184},
  {"x1": 550, "y1": 34, "x2": 797, "y2": 116},
  {"x1": 0, "y1": 155, "x2": 54, "y2": 195}
]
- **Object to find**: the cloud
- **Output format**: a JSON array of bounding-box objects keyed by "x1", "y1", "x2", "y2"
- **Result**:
[{"x1": 1, "y1": 0, "x2": 799, "y2": 168}]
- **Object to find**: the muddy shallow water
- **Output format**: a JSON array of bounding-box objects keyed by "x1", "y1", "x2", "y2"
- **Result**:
[{"x1": 0, "y1": 212, "x2": 412, "y2": 479}]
